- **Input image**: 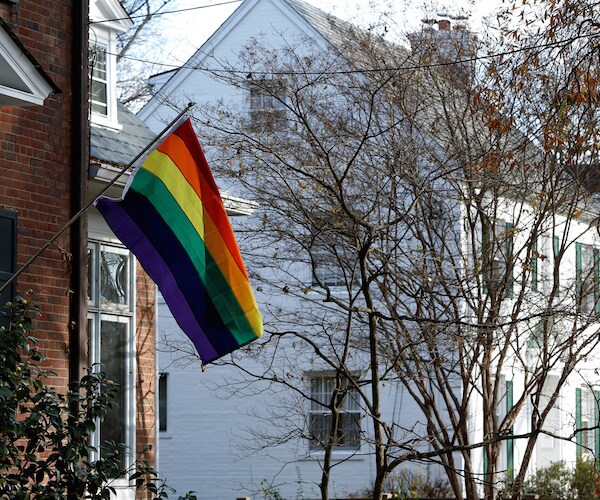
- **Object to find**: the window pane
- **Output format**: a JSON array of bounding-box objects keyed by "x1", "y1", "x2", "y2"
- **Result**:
[
  {"x1": 100, "y1": 250, "x2": 129, "y2": 307},
  {"x1": 249, "y1": 79, "x2": 287, "y2": 130},
  {"x1": 90, "y1": 45, "x2": 108, "y2": 116},
  {"x1": 87, "y1": 246, "x2": 95, "y2": 304},
  {"x1": 100, "y1": 320, "x2": 127, "y2": 473},
  {"x1": 159, "y1": 373, "x2": 168, "y2": 432},
  {"x1": 339, "y1": 412, "x2": 361, "y2": 448},
  {"x1": 0, "y1": 214, "x2": 15, "y2": 273},
  {"x1": 0, "y1": 210, "x2": 16, "y2": 324},
  {"x1": 308, "y1": 375, "x2": 360, "y2": 450},
  {"x1": 92, "y1": 48, "x2": 106, "y2": 78},
  {"x1": 91, "y1": 81, "x2": 107, "y2": 115}
]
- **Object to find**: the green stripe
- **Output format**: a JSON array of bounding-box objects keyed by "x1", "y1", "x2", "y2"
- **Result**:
[{"x1": 131, "y1": 168, "x2": 256, "y2": 345}]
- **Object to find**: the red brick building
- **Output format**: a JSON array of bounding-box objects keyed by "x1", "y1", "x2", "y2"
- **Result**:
[{"x1": 0, "y1": 2, "x2": 157, "y2": 498}]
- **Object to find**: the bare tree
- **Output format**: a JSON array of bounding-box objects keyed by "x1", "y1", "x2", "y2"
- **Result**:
[
  {"x1": 117, "y1": 0, "x2": 178, "y2": 109},
  {"x1": 153, "y1": 1, "x2": 600, "y2": 498}
]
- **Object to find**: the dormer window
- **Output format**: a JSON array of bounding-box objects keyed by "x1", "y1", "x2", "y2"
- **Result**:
[
  {"x1": 89, "y1": 0, "x2": 132, "y2": 129},
  {"x1": 248, "y1": 78, "x2": 287, "y2": 131},
  {"x1": 90, "y1": 43, "x2": 108, "y2": 116},
  {"x1": 0, "y1": 18, "x2": 58, "y2": 106}
]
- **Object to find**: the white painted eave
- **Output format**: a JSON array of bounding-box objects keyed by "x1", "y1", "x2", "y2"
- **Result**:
[
  {"x1": 90, "y1": 0, "x2": 133, "y2": 33},
  {"x1": 0, "y1": 19, "x2": 58, "y2": 107}
]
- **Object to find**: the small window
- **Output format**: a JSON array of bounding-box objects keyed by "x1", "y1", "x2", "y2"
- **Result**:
[
  {"x1": 248, "y1": 78, "x2": 286, "y2": 129},
  {"x1": 312, "y1": 247, "x2": 345, "y2": 287},
  {"x1": 158, "y1": 373, "x2": 168, "y2": 432},
  {"x1": 309, "y1": 374, "x2": 361, "y2": 450},
  {"x1": 576, "y1": 387, "x2": 600, "y2": 461},
  {"x1": 575, "y1": 243, "x2": 599, "y2": 315},
  {"x1": 88, "y1": 241, "x2": 134, "y2": 478},
  {"x1": 482, "y1": 219, "x2": 513, "y2": 297},
  {"x1": 0, "y1": 209, "x2": 17, "y2": 320},
  {"x1": 526, "y1": 317, "x2": 563, "y2": 350},
  {"x1": 90, "y1": 44, "x2": 108, "y2": 116},
  {"x1": 311, "y1": 244, "x2": 358, "y2": 288}
]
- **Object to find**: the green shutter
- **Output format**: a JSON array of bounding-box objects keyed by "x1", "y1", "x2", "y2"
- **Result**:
[
  {"x1": 576, "y1": 387, "x2": 583, "y2": 461},
  {"x1": 506, "y1": 380, "x2": 514, "y2": 481},
  {"x1": 0, "y1": 209, "x2": 17, "y2": 323},
  {"x1": 532, "y1": 238, "x2": 538, "y2": 292},
  {"x1": 483, "y1": 442, "x2": 488, "y2": 483},
  {"x1": 576, "y1": 243, "x2": 583, "y2": 309},
  {"x1": 594, "y1": 249, "x2": 600, "y2": 315},
  {"x1": 506, "y1": 222, "x2": 514, "y2": 298},
  {"x1": 595, "y1": 390, "x2": 600, "y2": 463},
  {"x1": 554, "y1": 236, "x2": 561, "y2": 296}
]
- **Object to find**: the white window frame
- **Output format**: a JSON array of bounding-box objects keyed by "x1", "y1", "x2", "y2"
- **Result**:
[
  {"x1": 90, "y1": 42, "x2": 109, "y2": 117},
  {"x1": 88, "y1": 28, "x2": 121, "y2": 130},
  {"x1": 0, "y1": 19, "x2": 55, "y2": 106},
  {"x1": 88, "y1": 240, "x2": 136, "y2": 486},
  {"x1": 577, "y1": 242, "x2": 599, "y2": 315},
  {"x1": 308, "y1": 373, "x2": 361, "y2": 451},
  {"x1": 248, "y1": 78, "x2": 287, "y2": 129},
  {"x1": 577, "y1": 387, "x2": 598, "y2": 461}
]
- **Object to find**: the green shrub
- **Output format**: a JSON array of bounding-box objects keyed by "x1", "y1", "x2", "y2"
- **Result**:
[
  {"x1": 352, "y1": 468, "x2": 453, "y2": 499},
  {"x1": 571, "y1": 459, "x2": 597, "y2": 500},
  {"x1": 519, "y1": 460, "x2": 598, "y2": 500},
  {"x1": 0, "y1": 293, "x2": 194, "y2": 499}
]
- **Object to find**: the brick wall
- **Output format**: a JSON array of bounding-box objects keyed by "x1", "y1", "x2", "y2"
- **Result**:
[
  {"x1": 0, "y1": 1, "x2": 74, "y2": 390},
  {"x1": 136, "y1": 267, "x2": 157, "y2": 498}
]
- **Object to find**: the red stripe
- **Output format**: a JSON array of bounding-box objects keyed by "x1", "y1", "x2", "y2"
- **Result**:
[{"x1": 156, "y1": 119, "x2": 249, "y2": 280}]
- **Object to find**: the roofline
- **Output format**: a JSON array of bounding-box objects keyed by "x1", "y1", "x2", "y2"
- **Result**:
[
  {"x1": 138, "y1": 0, "x2": 332, "y2": 121},
  {"x1": 0, "y1": 17, "x2": 61, "y2": 94}
]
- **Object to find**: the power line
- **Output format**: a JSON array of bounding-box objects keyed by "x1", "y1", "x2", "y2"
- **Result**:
[
  {"x1": 114, "y1": 30, "x2": 600, "y2": 78},
  {"x1": 89, "y1": 0, "x2": 242, "y2": 24}
]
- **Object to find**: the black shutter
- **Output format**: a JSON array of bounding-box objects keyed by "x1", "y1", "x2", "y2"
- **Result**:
[{"x1": 0, "y1": 208, "x2": 17, "y2": 322}]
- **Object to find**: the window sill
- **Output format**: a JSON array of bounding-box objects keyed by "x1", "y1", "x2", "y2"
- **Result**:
[
  {"x1": 302, "y1": 449, "x2": 364, "y2": 461},
  {"x1": 91, "y1": 114, "x2": 123, "y2": 132}
]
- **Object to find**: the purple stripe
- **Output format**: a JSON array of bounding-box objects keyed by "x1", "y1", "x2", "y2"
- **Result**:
[{"x1": 96, "y1": 199, "x2": 219, "y2": 362}]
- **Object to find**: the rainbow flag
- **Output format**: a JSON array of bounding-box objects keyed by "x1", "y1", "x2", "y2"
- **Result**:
[{"x1": 95, "y1": 118, "x2": 262, "y2": 364}]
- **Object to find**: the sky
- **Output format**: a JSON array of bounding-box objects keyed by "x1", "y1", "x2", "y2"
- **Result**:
[{"x1": 158, "y1": 0, "x2": 503, "y2": 67}]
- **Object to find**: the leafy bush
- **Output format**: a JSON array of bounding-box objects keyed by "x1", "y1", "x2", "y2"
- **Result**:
[
  {"x1": 519, "y1": 460, "x2": 598, "y2": 500},
  {"x1": 0, "y1": 293, "x2": 194, "y2": 499},
  {"x1": 351, "y1": 468, "x2": 453, "y2": 499},
  {"x1": 385, "y1": 469, "x2": 453, "y2": 499}
]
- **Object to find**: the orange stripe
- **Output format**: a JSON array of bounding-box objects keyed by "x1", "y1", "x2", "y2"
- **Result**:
[{"x1": 156, "y1": 132, "x2": 249, "y2": 280}]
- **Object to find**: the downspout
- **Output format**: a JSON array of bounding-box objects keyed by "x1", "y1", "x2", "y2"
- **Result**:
[{"x1": 69, "y1": 0, "x2": 89, "y2": 391}]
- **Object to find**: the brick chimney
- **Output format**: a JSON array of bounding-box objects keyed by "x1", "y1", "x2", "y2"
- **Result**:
[
  {"x1": 407, "y1": 13, "x2": 477, "y2": 84},
  {"x1": 438, "y1": 19, "x2": 451, "y2": 31}
]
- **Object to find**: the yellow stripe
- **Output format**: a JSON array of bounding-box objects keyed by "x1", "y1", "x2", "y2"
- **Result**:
[{"x1": 142, "y1": 150, "x2": 262, "y2": 336}]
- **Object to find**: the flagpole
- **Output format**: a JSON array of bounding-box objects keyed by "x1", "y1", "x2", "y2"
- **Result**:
[{"x1": 0, "y1": 102, "x2": 196, "y2": 297}]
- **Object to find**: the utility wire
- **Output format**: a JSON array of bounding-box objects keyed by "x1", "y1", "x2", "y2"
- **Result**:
[
  {"x1": 114, "y1": 30, "x2": 600, "y2": 77},
  {"x1": 88, "y1": 0, "x2": 242, "y2": 24}
]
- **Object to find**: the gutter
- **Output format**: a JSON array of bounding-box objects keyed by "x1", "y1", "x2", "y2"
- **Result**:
[{"x1": 69, "y1": 0, "x2": 89, "y2": 391}]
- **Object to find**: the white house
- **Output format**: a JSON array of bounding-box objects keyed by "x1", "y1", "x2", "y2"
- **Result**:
[{"x1": 138, "y1": 0, "x2": 600, "y2": 498}]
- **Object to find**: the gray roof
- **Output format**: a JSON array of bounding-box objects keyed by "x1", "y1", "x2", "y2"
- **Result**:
[
  {"x1": 283, "y1": 0, "x2": 358, "y2": 51},
  {"x1": 90, "y1": 101, "x2": 156, "y2": 167}
]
